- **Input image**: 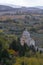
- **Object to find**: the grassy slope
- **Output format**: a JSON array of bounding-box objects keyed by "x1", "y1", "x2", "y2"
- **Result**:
[{"x1": 14, "y1": 57, "x2": 43, "y2": 65}]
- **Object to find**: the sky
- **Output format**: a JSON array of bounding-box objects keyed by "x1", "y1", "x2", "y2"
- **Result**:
[{"x1": 0, "y1": 0, "x2": 43, "y2": 7}]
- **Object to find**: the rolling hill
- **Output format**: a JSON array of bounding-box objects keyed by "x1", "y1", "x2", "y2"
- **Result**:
[{"x1": 0, "y1": 5, "x2": 43, "y2": 15}]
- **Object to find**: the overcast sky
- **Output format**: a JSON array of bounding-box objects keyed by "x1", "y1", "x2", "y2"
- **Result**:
[{"x1": 0, "y1": 0, "x2": 43, "y2": 7}]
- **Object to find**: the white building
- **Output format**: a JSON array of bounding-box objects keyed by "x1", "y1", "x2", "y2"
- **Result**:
[{"x1": 20, "y1": 29, "x2": 35, "y2": 46}]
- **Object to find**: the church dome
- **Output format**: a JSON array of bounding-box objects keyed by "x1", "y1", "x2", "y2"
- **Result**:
[{"x1": 22, "y1": 29, "x2": 30, "y2": 37}]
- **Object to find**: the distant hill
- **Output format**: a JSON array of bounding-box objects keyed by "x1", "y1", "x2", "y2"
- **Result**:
[
  {"x1": 0, "y1": 5, "x2": 13, "y2": 11},
  {"x1": 36, "y1": 6, "x2": 43, "y2": 9},
  {"x1": 0, "y1": 5, "x2": 43, "y2": 14}
]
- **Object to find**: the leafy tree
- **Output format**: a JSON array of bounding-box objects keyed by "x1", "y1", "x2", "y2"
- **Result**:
[
  {"x1": 9, "y1": 40, "x2": 19, "y2": 51},
  {"x1": 1, "y1": 49, "x2": 10, "y2": 59},
  {"x1": 30, "y1": 45, "x2": 36, "y2": 54},
  {"x1": 0, "y1": 40, "x2": 3, "y2": 61},
  {"x1": 30, "y1": 27, "x2": 36, "y2": 32}
]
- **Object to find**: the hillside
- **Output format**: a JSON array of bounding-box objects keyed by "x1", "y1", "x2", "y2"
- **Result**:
[{"x1": 0, "y1": 5, "x2": 43, "y2": 47}]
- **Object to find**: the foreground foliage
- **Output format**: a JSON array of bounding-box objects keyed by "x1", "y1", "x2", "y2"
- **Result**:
[{"x1": 0, "y1": 35, "x2": 43, "y2": 65}]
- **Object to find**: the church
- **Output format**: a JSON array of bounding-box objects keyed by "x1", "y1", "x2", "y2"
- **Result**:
[{"x1": 20, "y1": 29, "x2": 35, "y2": 47}]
